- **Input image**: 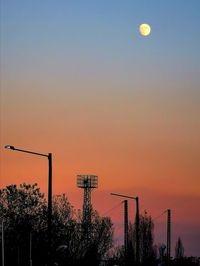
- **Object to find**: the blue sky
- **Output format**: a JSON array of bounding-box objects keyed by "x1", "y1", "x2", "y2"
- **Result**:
[
  {"x1": 2, "y1": 0, "x2": 200, "y2": 71},
  {"x1": 1, "y1": 0, "x2": 200, "y2": 257},
  {"x1": 1, "y1": 0, "x2": 200, "y2": 103}
]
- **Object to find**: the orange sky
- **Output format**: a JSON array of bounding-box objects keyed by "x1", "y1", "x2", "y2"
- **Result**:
[
  {"x1": 1, "y1": 0, "x2": 200, "y2": 257},
  {"x1": 1, "y1": 85, "x2": 200, "y2": 255}
]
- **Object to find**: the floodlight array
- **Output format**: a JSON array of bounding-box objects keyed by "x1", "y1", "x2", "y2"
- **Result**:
[{"x1": 77, "y1": 175, "x2": 98, "y2": 188}]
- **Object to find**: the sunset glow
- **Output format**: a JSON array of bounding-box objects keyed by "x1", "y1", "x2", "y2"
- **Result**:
[{"x1": 1, "y1": 0, "x2": 200, "y2": 258}]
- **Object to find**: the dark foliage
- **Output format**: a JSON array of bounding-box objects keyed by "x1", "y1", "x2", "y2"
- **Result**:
[{"x1": 0, "y1": 183, "x2": 113, "y2": 266}]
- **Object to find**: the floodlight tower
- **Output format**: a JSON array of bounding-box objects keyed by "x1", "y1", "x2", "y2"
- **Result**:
[{"x1": 77, "y1": 175, "x2": 98, "y2": 242}]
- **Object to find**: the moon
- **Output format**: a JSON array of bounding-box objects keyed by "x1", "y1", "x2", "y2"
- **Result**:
[{"x1": 139, "y1": 23, "x2": 151, "y2": 36}]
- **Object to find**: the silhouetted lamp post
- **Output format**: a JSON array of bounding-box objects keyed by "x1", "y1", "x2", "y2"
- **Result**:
[
  {"x1": 4, "y1": 145, "x2": 52, "y2": 265},
  {"x1": 111, "y1": 193, "x2": 140, "y2": 266},
  {"x1": 1, "y1": 220, "x2": 4, "y2": 266}
]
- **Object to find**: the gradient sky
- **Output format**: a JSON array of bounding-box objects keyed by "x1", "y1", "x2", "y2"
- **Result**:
[{"x1": 1, "y1": 0, "x2": 200, "y2": 257}]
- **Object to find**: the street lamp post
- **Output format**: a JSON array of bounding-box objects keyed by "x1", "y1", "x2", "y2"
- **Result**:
[
  {"x1": 5, "y1": 145, "x2": 52, "y2": 266},
  {"x1": 1, "y1": 220, "x2": 4, "y2": 266},
  {"x1": 111, "y1": 193, "x2": 140, "y2": 266}
]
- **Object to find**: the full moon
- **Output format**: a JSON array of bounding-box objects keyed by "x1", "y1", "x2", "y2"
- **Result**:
[{"x1": 139, "y1": 23, "x2": 151, "y2": 36}]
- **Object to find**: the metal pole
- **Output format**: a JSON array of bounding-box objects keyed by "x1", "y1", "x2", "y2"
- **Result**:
[
  {"x1": 167, "y1": 209, "x2": 171, "y2": 265},
  {"x1": 2, "y1": 220, "x2": 4, "y2": 266},
  {"x1": 30, "y1": 232, "x2": 32, "y2": 266},
  {"x1": 110, "y1": 193, "x2": 140, "y2": 266},
  {"x1": 17, "y1": 246, "x2": 20, "y2": 266},
  {"x1": 124, "y1": 200, "x2": 128, "y2": 260},
  {"x1": 48, "y1": 153, "x2": 52, "y2": 266},
  {"x1": 6, "y1": 146, "x2": 48, "y2": 157},
  {"x1": 135, "y1": 197, "x2": 140, "y2": 266},
  {"x1": 4, "y1": 146, "x2": 53, "y2": 266}
]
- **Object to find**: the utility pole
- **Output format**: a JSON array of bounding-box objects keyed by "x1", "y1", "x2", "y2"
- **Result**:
[
  {"x1": 135, "y1": 197, "x2": 139, "y2": 266},
  {"x1": 1, "y1": 220, "x2": 4, "y2": 266},
  {"x1": 30, "y1": 232, "x2": 32, "y2": 266},
  {"x1": 124, "y1": 200, "x2": 128, "y2": 259},
  {"x1": 111, "y1": 193, "x2": 140, "y2": 266},
  {"x1": 167, "y1": 209, "x2": 171, "y2": 265}
]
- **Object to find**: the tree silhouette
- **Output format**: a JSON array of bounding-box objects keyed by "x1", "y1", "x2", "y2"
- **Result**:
[
  {"x1": 175, "y1": 237, "x2": 184, "y2": 259},
  {"x1": 111, "y1": 211, "x2": 156, "y2": 266},
  {"x1": 0, "y1": 183, "x2": 47, "y2": 266},
  {"x1": 0, "y1": 183, "x2": 114, "y2": 266},
  {"x1": 139, "y1": 211, "x2": 155, "y2": 265}
]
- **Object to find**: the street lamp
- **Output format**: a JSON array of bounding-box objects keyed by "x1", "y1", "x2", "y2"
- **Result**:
[
  {"x1": 111, "y1": 193, "x2": 140, "y2": 266},
  {"x1": 5, "y1": 145, "x2": 52, "y2": 266},
  {"x1": 1, "y1": 220, "x2": 4, "y2": 266}
]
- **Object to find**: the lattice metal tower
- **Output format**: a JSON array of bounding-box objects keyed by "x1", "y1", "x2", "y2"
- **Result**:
[{"x1": 77, "y1": 175, "x2": 98, "y2": 242}]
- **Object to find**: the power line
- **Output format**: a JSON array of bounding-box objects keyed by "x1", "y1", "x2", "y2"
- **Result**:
[
  {"x1": 153, "y1": 210, "x2": 167, "y2": 221},
  {"x1": 102, "y1": 202, "x2": 123, "y2": 216}
]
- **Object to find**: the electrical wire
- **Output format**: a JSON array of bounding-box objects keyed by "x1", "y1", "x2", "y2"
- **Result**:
[
  {"x1": 153, "y1": 210, "x2": 167, "y2": 221},
  {"x1": 102, "y1": 202, "x2": 123, "y2": 216}
]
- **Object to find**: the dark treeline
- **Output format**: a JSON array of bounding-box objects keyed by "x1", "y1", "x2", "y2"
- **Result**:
[{"x1": 0, "y1": 183, "x2": 199, "y2": 266}]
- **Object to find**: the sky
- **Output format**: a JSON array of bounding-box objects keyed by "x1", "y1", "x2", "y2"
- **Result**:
[{"x1": 0, "y1": 0, "x2": 200, "y2": 257}]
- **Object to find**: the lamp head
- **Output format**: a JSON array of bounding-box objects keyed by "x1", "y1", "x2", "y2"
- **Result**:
[{"x1": 4, "y1": 145, "x2": 15, "y2": 150}]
